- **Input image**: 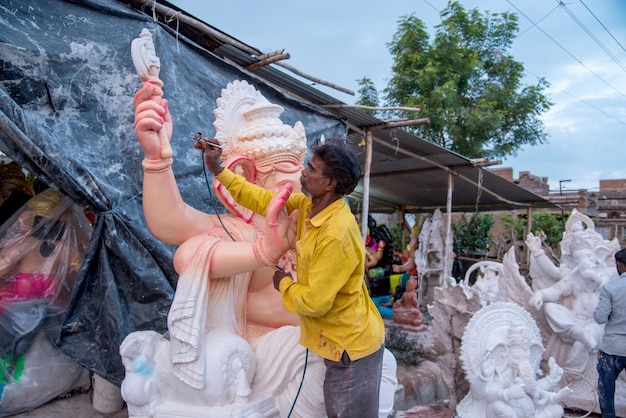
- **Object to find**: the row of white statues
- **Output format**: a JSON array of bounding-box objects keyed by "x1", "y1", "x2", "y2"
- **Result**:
[{"x1": 429, "y1": 208, "x2": 624, "y2": 417}]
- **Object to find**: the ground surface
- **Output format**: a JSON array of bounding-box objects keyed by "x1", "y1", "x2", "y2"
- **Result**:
[{"x1": 9, "y1": 318, "x2": 605, "y2": 417}]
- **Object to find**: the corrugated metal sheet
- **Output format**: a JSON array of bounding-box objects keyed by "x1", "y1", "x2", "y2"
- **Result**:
[{"x1": 129, "y1": 0, "x2": 557, "y2": 213}]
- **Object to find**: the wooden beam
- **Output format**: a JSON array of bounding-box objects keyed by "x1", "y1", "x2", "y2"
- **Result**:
[{"x1": 246, "y1": 52, "x2": 290, "y2": 71}]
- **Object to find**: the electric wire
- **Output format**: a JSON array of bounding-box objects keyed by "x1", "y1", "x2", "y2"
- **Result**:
[
  {"x1": 525, "y1": 69, "x2": 626, "y2": 126},
  {"x1": 517, "y1": 4, "x2": 560, "y2": 37},
  {"x1": 556, "y1": 0, "x2": 626, "y2": 72},
  {"x1": 287, "y1": 348, "x2": 309, "y2": 418},
  {"x1": 578, "y1": 0, "x2": 626, "y2": 54},
  {"x1": 507, "y1": 0, "x2": 626, "y2": 100}
]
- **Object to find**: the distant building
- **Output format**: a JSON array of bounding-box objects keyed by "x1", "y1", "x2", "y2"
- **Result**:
[{"x1": 489, "y1": 168, "x2": 626, "y2": 248}]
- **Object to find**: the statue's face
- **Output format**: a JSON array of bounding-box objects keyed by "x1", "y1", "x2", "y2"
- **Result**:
[
  {"x1": 574, "y1": 248, "x2": 595, "y2": 270},
  {"x1": 259, "y1": 161, "x2": 303, "y2": 194}
]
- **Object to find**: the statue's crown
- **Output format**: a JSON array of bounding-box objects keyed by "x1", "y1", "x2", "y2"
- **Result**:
[
  {"x1": 27, "y1": 188, "x2": 63, "y2": 219},
  {"x1": 212, "y1": 80, "x2": 307, "y2": 169}
]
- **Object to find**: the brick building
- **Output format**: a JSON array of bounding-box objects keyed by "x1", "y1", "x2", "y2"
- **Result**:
[{"x1": 488, "y1": 168, "x2": 626, "y2": 250}]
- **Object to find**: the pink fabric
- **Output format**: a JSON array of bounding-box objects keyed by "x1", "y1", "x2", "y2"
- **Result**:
[{"x1": 0, "y1": 273, "x2": 57, "y2": 305}]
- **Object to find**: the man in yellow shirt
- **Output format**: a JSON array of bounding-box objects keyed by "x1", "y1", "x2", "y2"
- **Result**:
[{"x1": 205, "y1": 137, "x2": 385, "y2": 417}]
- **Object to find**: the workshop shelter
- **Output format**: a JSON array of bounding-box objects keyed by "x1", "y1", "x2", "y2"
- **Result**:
[{"x1": 0, "y1": 0, "x2": 554, "y2": 384}]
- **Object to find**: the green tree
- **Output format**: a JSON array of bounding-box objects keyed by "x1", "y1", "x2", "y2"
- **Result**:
[
  {"x1": 355, "y1": 77, "x2": 380, "y2": 117},
  {"x1": 501, "y1": 210, "x2": 566, "y2": 250},
  {"x1": 383, "y1": 1, "x2": 552, "y2": 159},
  {"x1": 452, "y1": 212, "x2": 494, "y2": 255}
]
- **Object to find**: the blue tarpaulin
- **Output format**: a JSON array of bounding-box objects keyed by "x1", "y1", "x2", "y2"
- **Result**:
[{"x1": 0, "y1": 0, "x2": 346, "y2": 384}]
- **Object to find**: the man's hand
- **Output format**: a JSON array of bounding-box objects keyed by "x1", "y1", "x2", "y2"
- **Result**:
[
  {"x1": 133, "y1": 81, "x2": 173, "y2": 160},
  {"x1": 199, "y1": 139, "x2": 224, "y2": 175},
  {"x1": 273, "y1": 270, "x2": 292, "y2": 291}
]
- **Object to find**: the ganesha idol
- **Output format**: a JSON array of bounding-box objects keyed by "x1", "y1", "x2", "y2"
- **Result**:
[{"x1": 122, "y1": 29, "x2": 397, "y2": 418}]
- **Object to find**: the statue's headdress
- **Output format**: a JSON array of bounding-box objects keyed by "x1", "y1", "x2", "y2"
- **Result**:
[
  {"x1": 1, "y1": 161, "x2": 34, "y2": 196},
  {"x1": 27, "y1": 188, "x2": 63, "y2": 218},
  {"x1": 212, "y1": 80, "x2": 307, "y2": 169}
]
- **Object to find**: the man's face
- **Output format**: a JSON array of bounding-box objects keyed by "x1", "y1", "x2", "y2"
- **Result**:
[{"x1": 300, "y1": 155, "x2": 329, "y2": 198}]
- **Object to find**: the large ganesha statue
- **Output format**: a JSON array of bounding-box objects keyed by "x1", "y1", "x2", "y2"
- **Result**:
[{"x1": 121, "y1": 29, "x2": 397, "y2": 418}]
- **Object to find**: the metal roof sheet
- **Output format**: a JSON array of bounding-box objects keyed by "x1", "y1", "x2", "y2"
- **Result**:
[{"x1": 131, "y1": 0, "x2": 557, "y2": 213}]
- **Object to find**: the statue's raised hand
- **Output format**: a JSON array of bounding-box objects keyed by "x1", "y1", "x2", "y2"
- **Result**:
[
  {"x1": 263, "y1": 183, "x2": 298, "y2": 260},
  {"x1": 133, "y1": 81, "x2": 173, "y2": 160},
  {"x1": 252, "y1": 184, "x2": 298, "y2": 268},
  {"x1": 525, "y1": 233, "x2": 542, "y2": 253},
  {"x1": 131, "y1": 28, "x2": 172, "y2": 161}
]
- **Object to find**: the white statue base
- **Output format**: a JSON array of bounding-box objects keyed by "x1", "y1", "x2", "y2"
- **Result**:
[{"x1": 155, "y1": 396, "x2": 278, "y2": 418}]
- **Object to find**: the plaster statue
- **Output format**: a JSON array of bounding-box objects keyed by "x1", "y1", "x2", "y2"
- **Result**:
[
  {"x1": 392, "y1": 276, "x2": 426, "y2": 330},
  {"x1": 430, "y1": 247, "x2": 545, "y2": 409},
  {"x1": 0, "y1": 188, "x2": 92, "y2": 415},
  {"x1": 526, "y1": 209, "x2": 621, "y2": 413},
  {"x1": 460, "y1": 248, "x2": 535, "y2": 311},
  {"x1": 463, "y1": 261, "x2": 506, "y2": 306},
  {"x1": 457, "y1": 302, "x2": 572, "y2": 418},
  {"x1": 124, "y1": 29, "x2": 397, "y2": 418},
  {"x1": 414, "y1": 209, "x2": 446, "y2": 310}
]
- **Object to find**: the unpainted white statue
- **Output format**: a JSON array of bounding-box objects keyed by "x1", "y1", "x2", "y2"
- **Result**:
[
  {"x1": 123, "y1": 29, "x2": 397, "y2": 418},
  {"x1": 430, "y1": 247, "x2": 545, "y2": 409},
  {"x1": 526, "y1": 209, "x2": 622, "y2": 413},
  {"x1": 457, "y1": 302, "x2": 572, "y2": 418},
  {"x1": 414, "y1": 208, "x2": 446, "y2": 309}
]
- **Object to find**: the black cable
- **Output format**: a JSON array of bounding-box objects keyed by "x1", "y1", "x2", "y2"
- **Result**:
[
  {"x1": 200, "y1": 148, "x2": 236, "y2": 242},
  {"x1": 287, "y1": 348, "x2": 308, "y2": 418}
]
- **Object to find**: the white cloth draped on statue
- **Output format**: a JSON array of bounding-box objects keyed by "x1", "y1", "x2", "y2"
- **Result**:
[{"x1": 168, "y1": 218, "x2": 254, "y2": 389}]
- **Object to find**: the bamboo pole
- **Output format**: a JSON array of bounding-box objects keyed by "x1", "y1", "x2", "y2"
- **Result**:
[
  {"x1": 444, "y1": 172, "x2": 454, "y2": 281},
  {"x1": 361, "y1": 130, "x2": 373, "y2": 242}
]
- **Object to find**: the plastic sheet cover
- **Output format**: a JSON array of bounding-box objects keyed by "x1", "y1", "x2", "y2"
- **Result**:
[
  {"x1": 0, "y1": 0, "x2": 346, "y2": 385},
  {"x1": 0, "y1": 189, "x2": 93, "y2": 415}
]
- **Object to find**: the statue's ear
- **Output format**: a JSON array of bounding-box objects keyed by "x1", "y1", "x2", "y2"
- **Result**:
[
  {"x1": 226, "y1": 156, "x2": 257, "y2": 183},
  {"x1": 212, "y1": 156, "x2": 257, "y2": 223},
  {"x1": 492, "y1": 343, "x2": 508, "y2": 374}
]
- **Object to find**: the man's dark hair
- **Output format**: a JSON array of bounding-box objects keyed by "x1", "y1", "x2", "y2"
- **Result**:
[
  {"x1": 615, "y1": 248, "x2": 626, "y2": 265},
  {"x1": 310, "y1": 138, "x2": 361, "y2": 195}
]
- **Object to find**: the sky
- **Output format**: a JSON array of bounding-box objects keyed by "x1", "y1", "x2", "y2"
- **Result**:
[{"x1": 168, "y1": 0, "x2": 626, "y2": 193}]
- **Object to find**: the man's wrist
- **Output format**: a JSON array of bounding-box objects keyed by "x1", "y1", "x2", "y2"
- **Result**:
[{"x1": 210, "y1": 165, "x2": 224, "y2": 176}]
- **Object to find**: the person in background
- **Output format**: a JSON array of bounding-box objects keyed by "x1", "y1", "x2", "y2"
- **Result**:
[
  {"x1": 205, "y1": 137, "x2": 386, "y2": 418},
  {"x1": 594, "y1": 248, "x2": 626, "y2": 418}
]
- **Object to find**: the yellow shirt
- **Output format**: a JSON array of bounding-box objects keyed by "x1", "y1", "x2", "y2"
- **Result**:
[{"x1": 217, "y1": 168, "x2": 385, "y2": 361}]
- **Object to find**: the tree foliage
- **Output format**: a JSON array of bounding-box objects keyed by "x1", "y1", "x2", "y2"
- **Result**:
[
  {"x1": 382, "y1": 1, "x2": 552, "y2": 159},
  {"x1": 501, "y1": 210, "x2": 566, "y2": 250},
  {"x1": 355, "y1": 77, "x2": 380, "y2": 117},
  {"x1": 452, "y1": 212, "x2": 494, "y2": 255}
]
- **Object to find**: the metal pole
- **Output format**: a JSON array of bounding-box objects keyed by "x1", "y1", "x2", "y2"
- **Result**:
[{"x1": 559, "y1": 179, "x2": 571, "y2": 230}]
